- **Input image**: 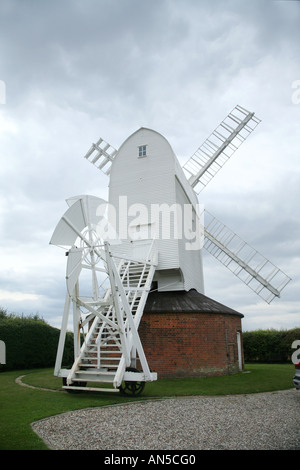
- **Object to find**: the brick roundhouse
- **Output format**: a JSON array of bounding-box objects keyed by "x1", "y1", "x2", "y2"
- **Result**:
[{"x1": 139, "y1": 289, "x2": 244, "y2": 378}]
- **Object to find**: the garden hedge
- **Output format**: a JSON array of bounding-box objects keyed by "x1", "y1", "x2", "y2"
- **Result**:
[
  {"x1": 0, "y1": 311, "x2": 73, "y2": 371},
  {"x1": 243, "y1": 328, "x2": 300, "y2": 363}
]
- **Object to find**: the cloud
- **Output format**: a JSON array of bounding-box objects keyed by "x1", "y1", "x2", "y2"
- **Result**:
[{"x1": 0, "y1": 0, "x2": 299, "y2": 331}]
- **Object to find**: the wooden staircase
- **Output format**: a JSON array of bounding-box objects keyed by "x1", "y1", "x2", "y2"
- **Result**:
[{"x1": 63, "y1": 241, "x2": 157, "y2": 392}]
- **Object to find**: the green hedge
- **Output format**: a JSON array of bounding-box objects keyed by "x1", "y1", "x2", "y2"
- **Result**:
[
  {"x1": 243, "y1": 328, "x2": 300, "y2": 363},
  {"x1": 0, "y1": 311, "x2": 74, "y2": 371}
]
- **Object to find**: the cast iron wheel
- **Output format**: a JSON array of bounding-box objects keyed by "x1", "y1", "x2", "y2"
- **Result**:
[{"x1": 118, "y1": 367, "x2": 146, "y2": 397}]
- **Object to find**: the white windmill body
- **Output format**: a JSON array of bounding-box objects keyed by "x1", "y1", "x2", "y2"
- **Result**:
[
  {"x1": 108, "y1": 127, "x2": 204, "y2": 294},
  {"x1": 50, "y1": 105, "x2": 291, "y2": 395}
]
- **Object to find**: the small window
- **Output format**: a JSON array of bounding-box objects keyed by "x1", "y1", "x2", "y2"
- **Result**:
[{"x1": 138, "y1": 145, "x2": 147, "y2": 157}]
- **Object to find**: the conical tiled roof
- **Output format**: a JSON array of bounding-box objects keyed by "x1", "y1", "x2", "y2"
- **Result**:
[{"x1": 144, "y1": 289, "x2": 243, "y2": 317}]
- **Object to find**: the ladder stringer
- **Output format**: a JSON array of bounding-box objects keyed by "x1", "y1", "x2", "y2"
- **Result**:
[
  {"x1": 54, "y1": 292, "x2": 72, "y2": 377},
  {"x1": 104, "y1": 241, "x2": 158, "y2": 388}
]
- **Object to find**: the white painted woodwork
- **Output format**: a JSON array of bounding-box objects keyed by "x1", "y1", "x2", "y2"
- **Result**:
[{"x1": 108, "y1": 127, "x2": 205, "y2": 294}]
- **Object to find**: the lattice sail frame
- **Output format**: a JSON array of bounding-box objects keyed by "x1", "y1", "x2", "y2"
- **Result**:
[
  {"x1": 183, "y1": 105, "x2": 261, "y2": 194},
  {"x1": 203, "y1": 211, "x2": 291, "y2": 303},
  {"x1": 84, "y1": 138, "x2": 117, "y2": 175}
]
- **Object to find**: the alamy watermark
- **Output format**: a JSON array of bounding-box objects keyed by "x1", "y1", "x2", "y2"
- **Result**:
[
  {"x1": 291, "y1": 80, "x2": 300, "y2": 104},
  {"x1": 0, "y1": 340, "x2": 5, "y2": 364},
  {"x1": 95, "y1": 196, "x2": 205, "y2": 250},
  {"x1": 291, "y1": 340, "x2": 300, "y2": 364},
  {"x1": 0, "y1": 80, "x2": 6, "y2": 104}
]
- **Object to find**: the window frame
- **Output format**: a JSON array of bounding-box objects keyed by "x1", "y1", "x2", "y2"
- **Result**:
[{"x1": 138, "y1": 145, "x2": 147, "y2": 158}]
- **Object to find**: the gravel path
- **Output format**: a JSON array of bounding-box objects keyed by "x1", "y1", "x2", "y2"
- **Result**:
[{"x1": 32, "y1": 389, "x2": 300, "y2": 450}]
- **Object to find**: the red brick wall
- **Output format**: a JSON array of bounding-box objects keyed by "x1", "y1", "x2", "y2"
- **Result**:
[{"x1": 138, "y1": 312, "x2": 243, "y2": 378}]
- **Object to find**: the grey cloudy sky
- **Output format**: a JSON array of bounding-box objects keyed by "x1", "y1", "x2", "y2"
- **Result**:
[{"x1": 0, "y1": 0, "x2": 299, "y2": 331}]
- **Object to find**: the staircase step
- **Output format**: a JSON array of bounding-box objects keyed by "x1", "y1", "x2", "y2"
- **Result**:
[
  {"x1": 99, "y1": 352, "x2": 121, "y2": 355},
  {"x1": 73, "y1": 371, "x2": 115, "y2": 383},
  {"x1": 78, "y1": 364, "x2": 120, "y2": 370},
  {"x1": 80, "y1": 356, "x2": 121, "y2": 363},
  {"x1": 98, "y1": 365, "x2": 118, "y2": 369},
  {"x1": 63, "y1": 386, "x2": 119, "y2": 393},
  {"x1": 76, "y1": 369, "x2": 115, "y2": 375},
  {"x1": 78, "y1": 363, "x2": 97, "y2": 368}
]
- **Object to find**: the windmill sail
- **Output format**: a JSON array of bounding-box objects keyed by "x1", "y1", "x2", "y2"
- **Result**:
[
  {"x1": 183, "y1": 105, "x2": 261, "y2": 194},
  {"x1": 84, "y1": 137, "x2": 117, "y2": 175},
  {"x1": 204, "y1": 211, "x2": 291, "y2": 303}
]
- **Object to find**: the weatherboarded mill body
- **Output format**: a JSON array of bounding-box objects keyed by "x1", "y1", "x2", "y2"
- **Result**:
[{"x1": 50, "y1": 105, "x2": 290, "y2": 394}]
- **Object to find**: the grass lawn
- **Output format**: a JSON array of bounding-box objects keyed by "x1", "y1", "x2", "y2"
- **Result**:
[{"x1": 0, "y1": 363, "x2": 295, "y2": 450}]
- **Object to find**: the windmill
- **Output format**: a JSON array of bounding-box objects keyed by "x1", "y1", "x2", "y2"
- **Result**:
[{"x1": 50, "y1": 105, "x2": 291, "y2": 395}]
